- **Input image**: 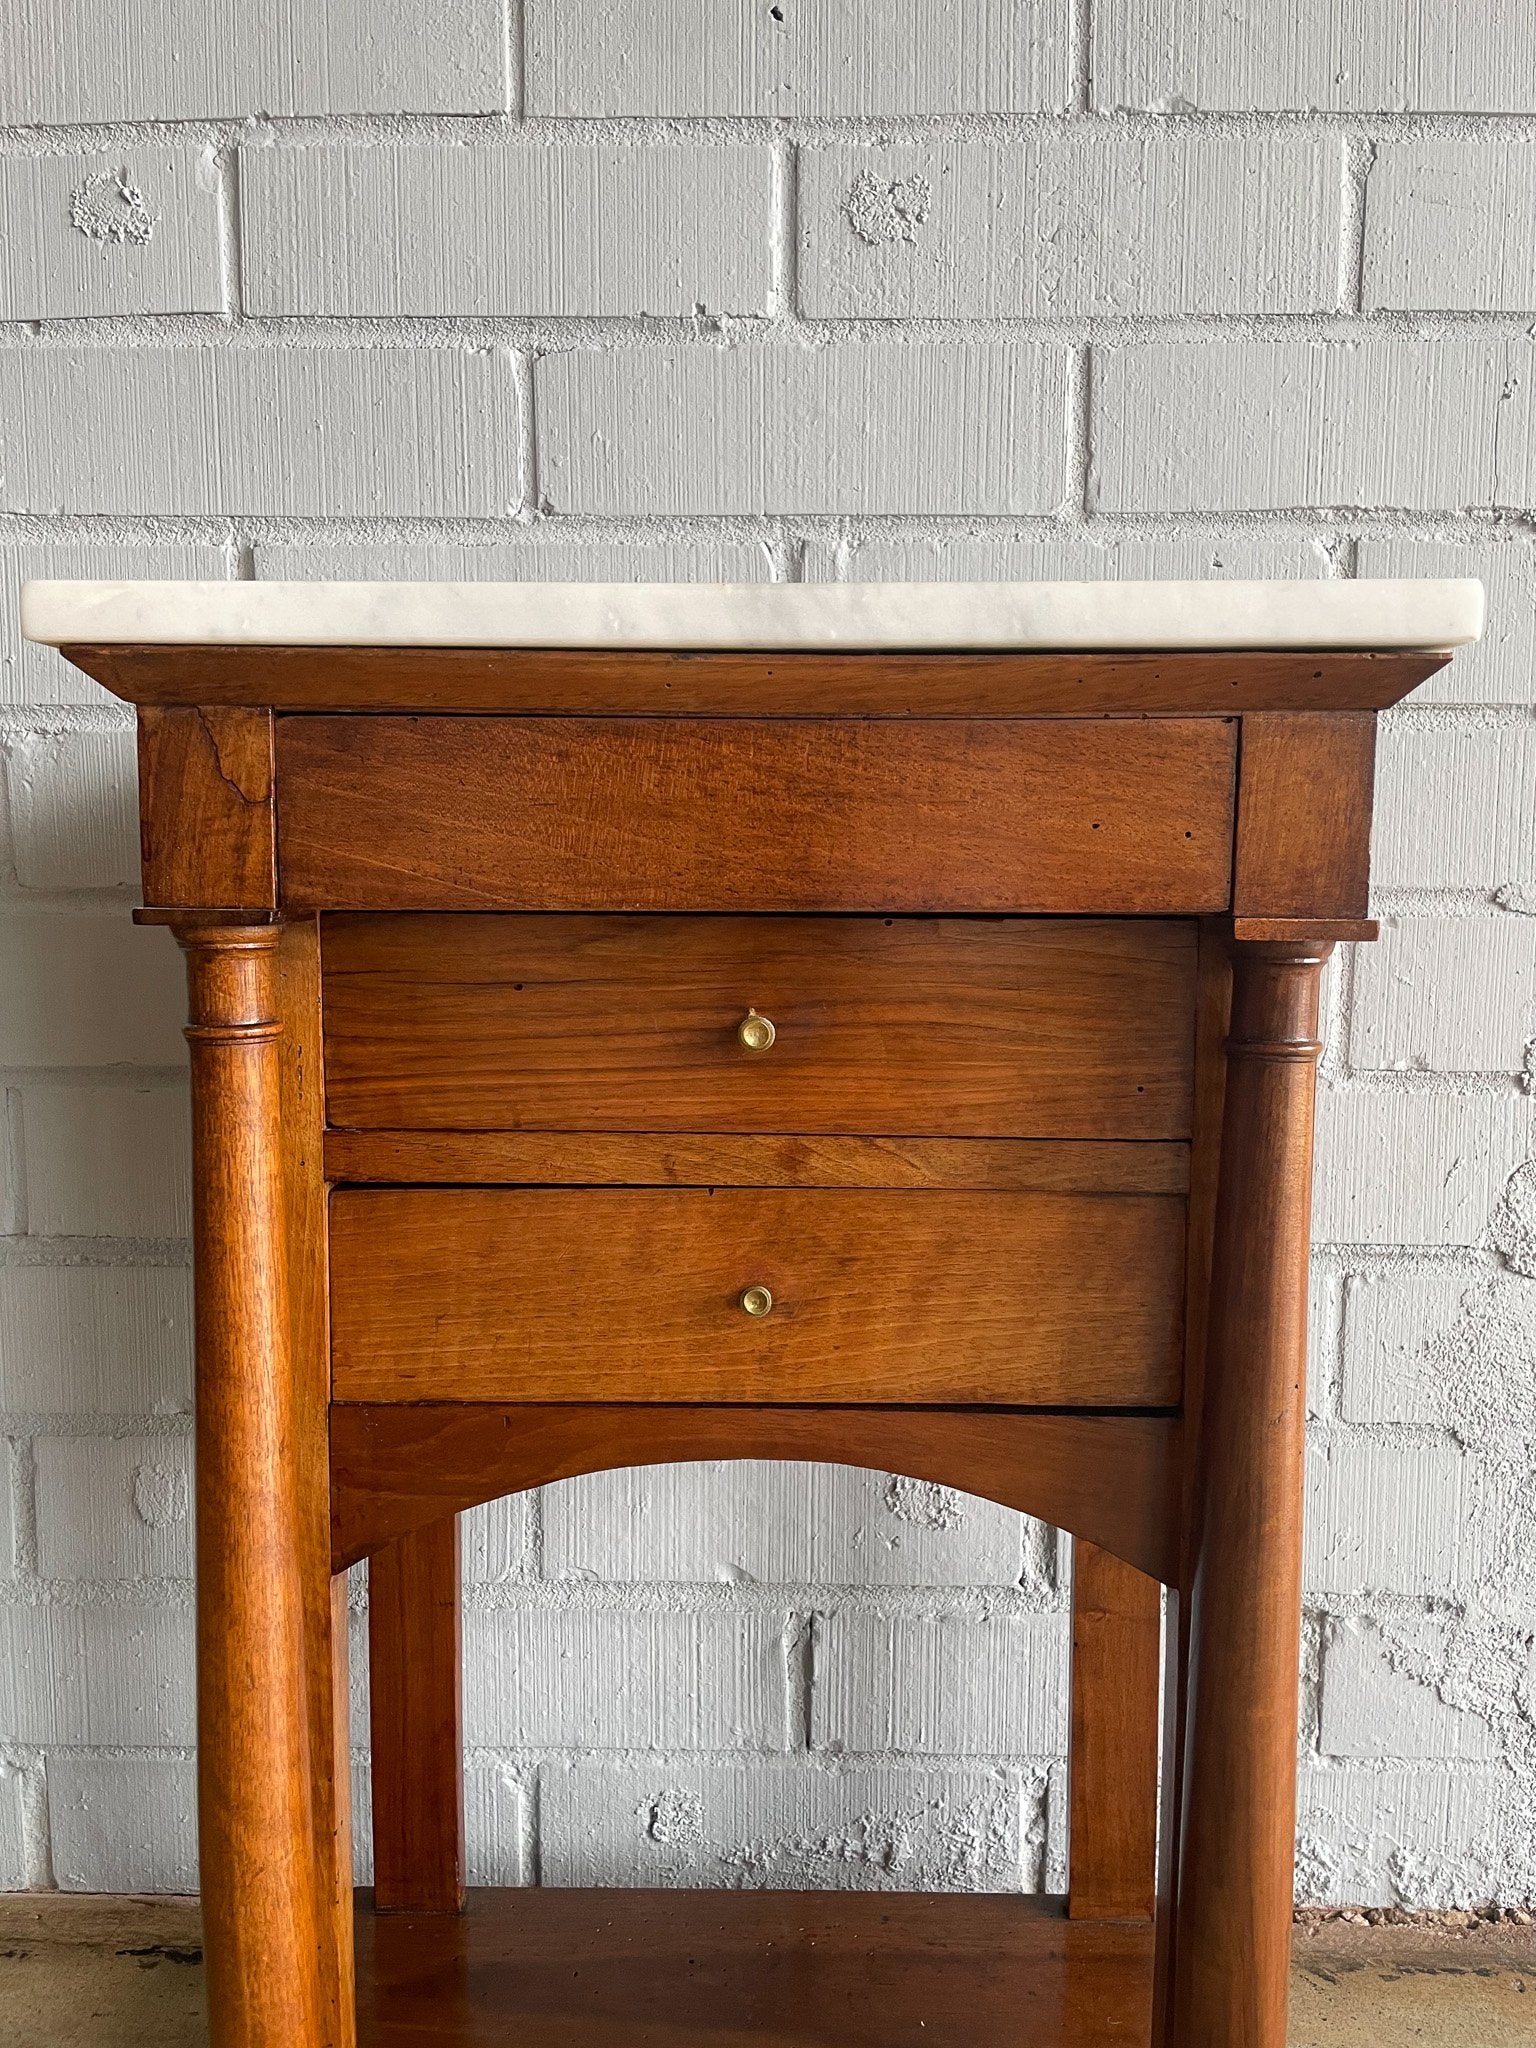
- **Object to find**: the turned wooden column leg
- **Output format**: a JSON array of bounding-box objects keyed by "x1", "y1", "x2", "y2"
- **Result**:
[
  {"x1": 180, "y1": 923, "x2": 326, "y2": 2047},
  {"x1": 1171, "y1": 941, "x2": 1331, "y2": 2048}
]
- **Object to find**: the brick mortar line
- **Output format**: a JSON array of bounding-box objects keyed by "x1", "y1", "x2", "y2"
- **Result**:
[
  {"x1": 5, "y1": 508, "x2": 1536, "y2": 540},
  {"x1": 13, "y1": 312, "x2": 1536, "y2": 348},
  {"x1": 11, "y1": 109, "x2": 1536, "y2": 152}
]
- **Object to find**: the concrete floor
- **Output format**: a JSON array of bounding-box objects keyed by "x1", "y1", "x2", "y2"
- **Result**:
[{"x1": 0, "y1": 1895, "x2": 1530, "y2": 2046}]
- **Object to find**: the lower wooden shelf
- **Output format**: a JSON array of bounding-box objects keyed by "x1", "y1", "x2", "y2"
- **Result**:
[{"x1": 353, "y1": 1887, "x2": 1155, "y2": 2045}]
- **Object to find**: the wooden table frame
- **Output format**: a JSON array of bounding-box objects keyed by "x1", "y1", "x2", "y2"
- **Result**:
[{"x1": 63, "y1": 639, "x2": 1451, "y2": 2048}]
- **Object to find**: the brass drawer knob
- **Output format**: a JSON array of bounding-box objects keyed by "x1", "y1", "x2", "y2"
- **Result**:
[
  {"x1": 737, "y1": 1009, "x2": 776, "y2": 1051},
  {"x1": 739, "y1": 1285, "x2": 774, "y2": 1318}
]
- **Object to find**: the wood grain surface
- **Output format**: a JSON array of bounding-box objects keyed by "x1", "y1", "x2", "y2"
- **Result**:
[
  {"x1": 353, "y1": 1888, "x2": 1155, "y2": 2046},
  {"x1": 321, "y1": 913, "x2": 1199, "y2": 1139},
  {"x1": 323, "y1": 1130, "x2": 1191, "y2": 1194},
  {"x1": 138, "y1": 706, "x2": 276, "y2": 909},
  {"x1": 1234, "y1": 712, "x2": 1377, "y2": 920},
  {"x1": 70, "y1": 641, "x2": 1445, "y2": 714},
  {"x1": 368, "y1": 1518, "x2": 464, "y2": 1916},
  {"x1": 330, "y1": 1404, "x2": 1183, "y2": 1585},
  {"x1": 1173, "y1": 942, "x2": 1330, "y2": 2048},
  {"x1": 176, "y1": 925, "x2": 326, "y2": 2045},
  {"x1": 275, "y1": 921, "x2": 355, "y2": 2047},
  {"x1": 277, "y1": 716, "x2": 1237, "y2": 913},
  {"x1": 1069, "y1": 1541, "x2": 1162, "y2": 1922},
  {"x1": 329, "y1": 1186, "x2": 1185, "y2": 1406}
]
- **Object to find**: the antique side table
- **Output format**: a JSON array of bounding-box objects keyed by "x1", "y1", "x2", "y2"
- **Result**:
[{"x1": 24, "y1": 576, "x2": 1482, "y2": 2048}]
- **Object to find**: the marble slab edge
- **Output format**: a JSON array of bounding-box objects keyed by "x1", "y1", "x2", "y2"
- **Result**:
[{"x1": 20, "y1": 578, "x2": 1484, "y2": 653}]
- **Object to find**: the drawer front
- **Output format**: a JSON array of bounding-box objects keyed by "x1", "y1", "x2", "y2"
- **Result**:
[
  {"x1": 329, "y1": 1187, "x2": 1185, "y2": 1406},
  {"x1": 278, "y1": 715, "x2": 1236, "y2": 913},
  {"x1": 323, "y1": 914, "x2": 1198, "y2": 1139}
]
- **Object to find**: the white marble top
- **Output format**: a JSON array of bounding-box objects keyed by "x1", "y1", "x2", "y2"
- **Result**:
[{"x1": 21, "y1": 577, "x2": 1484, "y2": 652}]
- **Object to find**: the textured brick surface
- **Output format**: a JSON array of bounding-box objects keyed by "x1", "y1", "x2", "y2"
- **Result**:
[
  {"x1": 0, "y1": 349, "x2": 519, "y2": 517},
  {"x1": 800, "y1": 136, "x2": 1338, "y2": 318},
  {"x1": 526, "y1": 0, "x2": 1069, "y2": 115},
  {"x1": 34, "y1": 1434, "x2": 193, "y2": 1580},
  {"x1": 18, "y1": 1085, "x2": 192, "y2": 1239},
  {"x1": 1338, "y1": 1263, "x2": 1483, "y2": 1427},
  {"x1": 1319, "y1": 1616, "x2": 1499, "y2": 1762},
  {"x1": 1349, "y1": 915, "x2": 1536, "y2": 1075},
  {"x1": 464, "y1": 1607, "x2": 788, "y2": 1750},
  {"x1": 1304, "y1": 1438, "x2": 1494, "y2": 1596},
  {"x1": 541, "y1": 1463, "x2": 1027, "y2": 1588},
  {"x1": 0, "y1": 1771, "x2": 24, "y2": 1888},
  {"x1": 1294, "y1": 1764, "x2": 1500, "y2": 1907},
  {"x1": 243, "y1": 143, "x2": 773, "y2": 317},
  {"x1": 539, "y1": 1760, "x2": 1035, "y2": 1890},
  {"x1": 4, "y1": 730, "x2": 141, "y2": 891},
  {"x1": 819, "y1": 533, "x2": 1330, "y2": 584},
  {"x1": 1365, "y1": 141, "x2": 1536, "y2": 312},
  {"x1": 0, "y1": 1267, "x2": 192, "y2": 1416},
  {"x1": 1095, "y1": 2, "x2": 1536, "y2": 113},
  {"x1": 0, "y1": 151, "x2": 224, "y2": 321},
  {"x1": 1373, "y1": 722, "x2": 1536, "y2": 890},
  {"x1": 537, "y1": 343, "x2": 1071, "y2": 514},
  {"x1": 252, "y1": 538, "x2": 773, "y2": 583},
  {"x1": 1354, "y1": 540, "x2": 1536, "y2": 705},
  {"x1": 0, "y1": 1602, "x2": 193, "y2": 1744},
  {"x1": 0, "y1": 914, "x2": 183, "y2": 1068},
  {"x1": 1094, "y1": 341, "x2": 1536, "y2": 513},
  {"x1": 5, "y1": 0, "x2": 505, "y2": 122},
  {"x1": 812, "y1": 1612, "x2": 1068, "y2": 1757},
  {"x1": 48, "y1": 1753, "x2": 197, "y2": 1893},
  {"x1": 1313, "y1": 1086, "x2": 1534, "y2": 1246}
]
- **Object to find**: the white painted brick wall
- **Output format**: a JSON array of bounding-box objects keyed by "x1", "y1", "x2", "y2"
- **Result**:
[
  {"x1": 799, "y1": 136, "x2": 1338, "y2": 319},
  {"x1": 5, "y1": 0, "x2": 506, "y2": 122},
  {"x1": 5, "y1": 731, "x2": 140, "y2": 891},
  {"x1": 0, "y1": 1268, "x2": 191, "y2": 1415},
  {"x1": 242, "y1": 143, "x2": 775, "y2": 318},
  {"x1": 1093, "y1": 341, "x2": 1536, "y2": 513},
  {"x1": 539, "y1": 1761, "x2": 1036, "y2": 1891},
  {"x1": 2, "y1": 0, "x2": 1532, "y2": 1915},
  {"x1": 49, "y1": 1755, "x2": 197, "y2": 1894},
  {"x1": 0, "y1": 349, "x2": 520, "y2": 517},
  {"x1": 1349, "y1": 915, "x2": 1536, "y2": 1074},
  {"x1": 540, "y1": 1463, "x2": 1028, "y2": 1589},
  {"x1": 1363, "y1": 141, "x2": 1536, "y2": 312},
  {"x1": 464, "y1": 1606, "x2": 789, "y2": 1750},
  {"x1": 1313, "y1": 1088, "x2": 1534, "y2": 1245},
  {"x1": 1337, "y1": 1264, "x2": 1484, "y2": 1428},
  {"x1": 538, "y1": 343, "x2": 1071, "y2": 515},
  {"x1": 812, "y1": 1612, "x2": 1068, "y2": 1758},
  {"x1": 0, "y1": 1603, "x2": 193, "y2": 1744},
  {"x1": 34, "y1": 1434, "x2": 192, "y2": 1580},
  {"x1": 1304, "y1": 1438, "x2": 1495, "y2": 1597},
  {"x1": 1094, "y1": 2, "x2": 1536, "y2": 113},
  {"x1": 0, "y1": 151, "x2": 224, "y2": 320},
  {"x1": 525, "y1": 2, "x2": 1070, "y2": 116},
  {"x1": 18, "y1": 1084, "x2": 192, "y2": 1238},
  {"x1": 1319, "y1": 1617, "x2": 1499, "y2": 1762},
  {"x1": 1294, "y1": 1764, "x2": 1500, "y2": 1909}
]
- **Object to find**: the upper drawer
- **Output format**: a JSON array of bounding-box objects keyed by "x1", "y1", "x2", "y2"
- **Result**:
[
  {"x1": 277, "y1": 715, "x2": 1236, "y2": 913},
  {"x1": 322, "y1": 914, "x2": 1198, "y2": 1139}
]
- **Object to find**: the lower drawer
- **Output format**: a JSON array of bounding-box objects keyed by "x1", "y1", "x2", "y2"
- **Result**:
[{"x1": 329, "y1": 1187, "x2": 1185, "y2": 1406}]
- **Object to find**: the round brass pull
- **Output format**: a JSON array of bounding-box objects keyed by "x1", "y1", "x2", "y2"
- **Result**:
[
  {"x1": 737, "y1": 1009, "x2": 776, "y2": 1051},
  {"x1": 739, "y1": 1285, "x2": 774, "y2": 1318}
]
